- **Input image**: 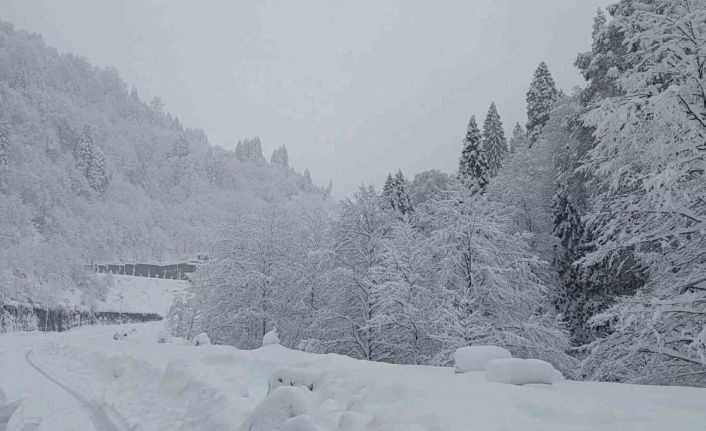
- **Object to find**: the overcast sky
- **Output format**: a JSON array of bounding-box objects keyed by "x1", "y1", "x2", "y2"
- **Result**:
[{"x1": 1, "y1": 0, "x2": 612, "y2": 197}]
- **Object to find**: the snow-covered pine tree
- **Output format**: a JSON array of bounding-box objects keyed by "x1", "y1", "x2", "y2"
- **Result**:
[
  {"x1": 482, "y1": 102, "x2": 508, "y2": 177},
  {"x1": 75, "y1": 125, "x2": 109, "y2": 194},
  {"x1": 383, "y1": 173, "x2": 395, "y2": 208},
  {"x1": 171, "y1": 135, "x2": 190, "y2": 159},
  {"x1": 508, "y1": 122, "x2": 526, "y2": 154},
  {"x1": 458, "y1": 115, "x2": 488, "y2": 192},
  {"x1": 526, "y1": 61, "x2": 559, "y2": 144},
  {"x1": 393, "y1": 170, "x2": 413, "y2": 215},
  {"x1": 0, "y1": 123, "x2": 9, "y2": 166},
  {"x1": 382, "y1": 171, "x2": 413, "y2": 215},
  {"x1": 270, "y1": 145, "x2": 289, "y2": 168},
  {"x1": 235, "y1": 137, "x2": 264, "y2": 163}
]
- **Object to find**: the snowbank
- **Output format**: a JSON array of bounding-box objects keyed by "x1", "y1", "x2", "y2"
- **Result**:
[
  {"x1": 454, "y1": 346, "x2": 512, "y2": 373},
  {"x1": 192, "y1": 332, "x2": 211, "y2": 346},
  {"x1": 238, "y1": 386, "x2": 315, "y2": 431},
  {"x1": 268, "y1": 367, "x2": 322, "y2": 394},
  {"x1": 485, "y1": 358, "x2": 559, "y2": 385},
  {"x1": 3, "y1": 322, "x2": 706, "y2": 431},
  {"x1": 279, "y1": 414, "x2": 326, "y2": 431},
  {"x1": 263, "y1": 327, "x2": 281, "y2": 346}
]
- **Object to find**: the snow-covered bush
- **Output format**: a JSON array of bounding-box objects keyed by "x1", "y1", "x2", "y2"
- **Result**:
[
  {"x1": 192, "y1": 332, "x2": 211, "y2": 346},
  {"x1": 454, "y1": 346, "x2": 511, "y2": 373},
  {"x1": 263, "y1": 327, "x2": 281, "y2": 346},
  {"x1": 113, "y1": 331, "x2": 129, "y2": 341},
  {"x1": 485, "y1": 358, "x2": 560, "y2": 385},
  {"x1": 157, "y1": 329, "x2": 171, "y2": 344},
  {"x1": 238, "y1": 386, "x2": 315, "y2": 431},
  {"x1": 268, "y1": 367, "x2": 321, "y2": 394}
]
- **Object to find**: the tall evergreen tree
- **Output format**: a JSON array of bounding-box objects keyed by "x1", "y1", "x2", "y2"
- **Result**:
[
  {"x1": 482, "y1": 102, "x2": 508, "y2": 177},
  {"x1": 270, "y1": 145, "x2": 289, "y2": 167},
  {"x1": 75, "y1": 125, "x2": 109, "y2": 194},
  {"x1": 383, "y1": 171, "x2": 413, "y2": 215},
  {"x1": 393, "y1": 170, "x2": 413, "y2": 215},
  {"x1": 526, "y1": 61, "x2": 559, "y2": 144},
  {"x1": 0, "y1": 123, "x2": 9, "y2": 166},
  {"x1": 457, "y1": 116, "x2": 488, "y2": 192},
  {"x1": 508, "y1": 122, "x2": 526, "y2": 153}
]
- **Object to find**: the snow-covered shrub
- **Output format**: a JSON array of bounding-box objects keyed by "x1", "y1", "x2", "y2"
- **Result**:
[
  {"x1": 238, "y1": 386, "x2": 315, "y2": 431},
  {"x1": 485, "y1": 358, "x2": 560, "y2": 385},
  {"x1": 113, "y1": 331, "x2": 129, "y2": 341},
  {"x1": 263, "y1": 327, "x2": 281, "y2": 346},
  {"x1": 454, "y1": 346, "x2": 511, "y2": 373},
  {"x1": 157, "y1": 329, "x2": 171, "y2": 344},
  {"x1": 192, "y1": 332, "x2": 211, "y2": 346},
  {"x1": 267, "y1": 367, "x2": 321, "y2": 394}
]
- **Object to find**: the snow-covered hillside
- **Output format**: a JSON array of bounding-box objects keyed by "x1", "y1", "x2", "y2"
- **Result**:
[{"x1": 1, "y1": 322, "x2": 705, "y2": 431}]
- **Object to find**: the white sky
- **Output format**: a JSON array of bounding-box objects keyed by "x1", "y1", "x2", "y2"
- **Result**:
[{"x1": 1, "y1": 0, "x2": 613, "y2": 197}]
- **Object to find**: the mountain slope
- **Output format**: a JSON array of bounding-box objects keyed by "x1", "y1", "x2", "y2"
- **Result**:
[{"x1": 0, "y1": 21, "x2": 330, "y2": 308}]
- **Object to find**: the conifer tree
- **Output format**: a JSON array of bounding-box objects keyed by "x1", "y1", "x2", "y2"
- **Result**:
[
  {"x1": 508, "y1": 122, "x2": 525, "y2": 153},
  {"x1": 457, "y1": 116, "x2": 488, "y2": 193},
  {"x1": 383, "y1": 173, "x2": 395, "y2": 207},
  {"x1": 0, "y1": 123, "x2": 9, "y2": 166},
  {"x1": 171, "y1": 135, "x2": 190, "y2": 159},
  {"x1": 482, "y1": 102, "x2": 508, "y2": 177},
  {"x1": 270, "y1": 145, "x2": 289, "y2": 168},
  {"x1": 383, "y1": 171, "x2": 413, "y2": 215},
  {"x1": 393, "y1": 170, "x2": 413, "y2": 215},
  {"x1": 75, "y1": 125, "x2": 109, "y2": 193},
  {"x1": 526, "y1": 61, "x2": 559, "y2": 144}
]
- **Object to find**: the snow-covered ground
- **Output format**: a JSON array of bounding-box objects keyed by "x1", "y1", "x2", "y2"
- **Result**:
[
  {"x1": 1, "y1": 322, "x2": 706, "y2": 430},
  {"x1": 94, "y1": 274, "x2": 188, "y2": 316}
]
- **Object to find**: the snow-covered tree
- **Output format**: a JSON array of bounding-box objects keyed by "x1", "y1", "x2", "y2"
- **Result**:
[
  {"x1": 75, "y1": 125, "x2": 110, "y2": 194},
  {"x1": 526, "y1": 61, "x2": 559, "y2": 143},
  {"x1": 0, "y1": 123, "x2": 9, "y2": 166},
  {"x1": 270, "y1": 145, "x2": 289, "y2": 168},
  {"x1": 376, "y1": 221, "x2": 439, "y2": 364},
  {"x1": 482, "y1": 102, "x2": 508, "y2": 177},
  {"x1": 578, "y1": 0, "x2": 706, "y2": 385},
  {"x1": 427, "y1": 184, "x2": 574, "y2": 373},
  {"x1": 409, "y1": 169, "x2": 453, "y2": 206},
  {"x1": 458, "y1": 116, "x2": 488, "y2": 192},
  {"x1": 235, "y1": 137, "x2": 264, "y2": 163},
  {"x1": 330, "y1": 186, "x2": 395, "y2": 361},
  {"x1": 508, "y1": 122, "x2": 526, "y2": 154},
  {"x1": 383, "y1": 170, "x2": 413, "y2": 215}
]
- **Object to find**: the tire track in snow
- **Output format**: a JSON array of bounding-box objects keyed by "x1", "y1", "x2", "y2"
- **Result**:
[{"x1": 24, "y1": 350, "x2": 131, "y2": 431}]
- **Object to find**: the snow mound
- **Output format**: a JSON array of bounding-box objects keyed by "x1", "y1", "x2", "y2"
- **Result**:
[
  {"x1": 239, "y1": 386, "x2": 315, "y2": 431},
  {"x1": 268, "y1": 367, "x2": 322, "y2": 394},
  {"x1": 192, "y1": 332, "x2": 211, "y2": 346},
  {"x1": 278, "y1": 415, "x2": 326, "y2": 431},
  {"x1": 263, "y1": 327, "x2": 281, "y2": 346},
  {"x1": 454, "y1": 345, "x2": 511, "y2": 373},
  {"x1": 485, "y1": 358, "x2": 559, "y2": 385}
]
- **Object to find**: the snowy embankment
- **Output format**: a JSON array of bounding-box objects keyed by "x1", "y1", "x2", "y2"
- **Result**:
[
  {"x1": 93, "y1": 274, "x2": 188, "y2": 316},
  {"x1": 1, "y1": 323, "x2": 706, "y2": 430}
]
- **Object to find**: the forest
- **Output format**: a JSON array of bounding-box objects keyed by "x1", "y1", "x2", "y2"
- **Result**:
[{"x1": 1, "y1": 0, "x2": 705, "y2": 389}]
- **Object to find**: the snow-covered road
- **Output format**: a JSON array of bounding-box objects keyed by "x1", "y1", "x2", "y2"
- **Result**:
[
  {"x1": 0, "y1": 334, "x2": 103, "y2": 430},
  {"x1": 2, "y1": 322, "x2": 706, "y2": 430}
]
